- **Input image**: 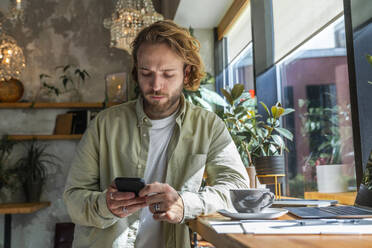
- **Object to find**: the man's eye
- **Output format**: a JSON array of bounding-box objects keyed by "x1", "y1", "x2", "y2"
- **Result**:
[
  {"x1": 141, "y1": 73, "x2": 151, "y2": 77},
  {"x1": 164, "y1": 74, "x2": 174, "y2": 78}
]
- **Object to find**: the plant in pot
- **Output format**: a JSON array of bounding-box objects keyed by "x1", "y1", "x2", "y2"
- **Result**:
[
  {"x1": 0, "y1": 135, "x2": 18, "y2": 192},
  {"x1": 15, "y1": 140, "x2": 60, "y2": 202},
  {"x1": 298, "y1": 98, "x2": 353, "y2": 193},
  {"x1": 245, "y1": 101, "x2": 295, "y2": 184},
  {"x1": 220, "y1": 84, "x2": 294, "y2": 185}
]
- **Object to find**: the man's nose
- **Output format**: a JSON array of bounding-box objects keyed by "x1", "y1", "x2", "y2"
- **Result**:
[{"x1": 151, "y1": 75, "x2": 163, "y2": 92}]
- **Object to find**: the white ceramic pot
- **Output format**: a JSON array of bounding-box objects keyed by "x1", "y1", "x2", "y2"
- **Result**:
[{"x1": 316, "y1": 164, "x2": 347, "y2": 193}]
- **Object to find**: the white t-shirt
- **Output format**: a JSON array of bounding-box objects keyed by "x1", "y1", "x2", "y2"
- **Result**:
[{"x1": 135, "y1": 110, "x2": 177, "y2": 248}]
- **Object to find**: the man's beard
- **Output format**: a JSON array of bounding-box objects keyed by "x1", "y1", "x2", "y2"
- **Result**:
[{"x1": 140, "y1": 87, "x2": 183, "y2": 116}]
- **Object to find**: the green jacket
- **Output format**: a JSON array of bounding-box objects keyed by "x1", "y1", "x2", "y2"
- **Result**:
[{"x1": 63, "y1": 95, "x2": 249, "y2": 248}]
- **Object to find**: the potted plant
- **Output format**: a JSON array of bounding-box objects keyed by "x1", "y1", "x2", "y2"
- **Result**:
[
  {"x1": 0, "y1": 135, "x2": 18, "y2": 191},
  {"x1": 298, "y1": 98, "x2": 353, "y2": 193},
  {"x1": 15, "y1": 140, "x2": 60, "y2": 202},
  {"x1": 220, "y1": 84, "x2": 294, "y2": 185}
]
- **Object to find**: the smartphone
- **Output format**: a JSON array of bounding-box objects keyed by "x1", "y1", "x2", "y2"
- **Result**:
[{"x1": 114, "y1": 177, "x2": 146, "y2": 196}]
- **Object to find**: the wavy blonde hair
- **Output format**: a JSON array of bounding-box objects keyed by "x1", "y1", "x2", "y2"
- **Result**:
[{"x1": 131, "y1": 20, "x2": 205, "y2": 91}]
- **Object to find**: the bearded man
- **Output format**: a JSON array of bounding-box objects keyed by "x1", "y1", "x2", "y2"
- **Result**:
[{"x1": 64, "y1": 20, "x2": 249, "y2": 248}]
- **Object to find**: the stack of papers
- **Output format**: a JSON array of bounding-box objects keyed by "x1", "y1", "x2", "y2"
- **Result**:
[{"x1": 210, "y1": 219, "x2": 372, "y2": 234}]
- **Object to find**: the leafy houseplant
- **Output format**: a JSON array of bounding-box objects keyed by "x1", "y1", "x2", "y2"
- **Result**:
[
  {"x1": 15, "y1": 140, "x2": 59, "y2": 202},
  {"x1": 220, "y1": 84, "x2": 294, "y2": 165},
  {"x1": 298, "y1": 96, "x2": 353, "y2": 193},
  {"x1": 221, "y1": 84, "x2": 294, "y2": 184},
  {"x1": 39, "y1": 64, "x2": 90, "y2": 102},
  {"x1": 183, "y1": 72, "x2": 227, "y2": 111},
  {"x1": 0, "y1": 136, "x2": 18, "y2": 191}
]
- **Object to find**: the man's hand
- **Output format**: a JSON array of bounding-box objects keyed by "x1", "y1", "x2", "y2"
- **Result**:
[
  {"x1": 106, "y1": 181, "x2": 147, "y2": 218},
  {"x1": 139, "y1": 182, "x2": 184, "y2": 223}
]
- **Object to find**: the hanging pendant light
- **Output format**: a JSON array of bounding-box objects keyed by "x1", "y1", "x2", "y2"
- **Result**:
[{"x1": 104, "y1": 0, "x2": 164, "y2": 53}]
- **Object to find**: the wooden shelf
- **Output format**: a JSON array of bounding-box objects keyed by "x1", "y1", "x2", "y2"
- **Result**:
[
  {"x1": 8, "y1": 134, "x2": 83, "y2": 141},
  {"x1": 0, "y1": 102, "x2": 120, "y2": 109},
  {"x1": 0, "y1": 202, "x2": 51, "y2": 214},
  {"x1": 304, "y1": 191, "x2": 357, "y2": 205}
]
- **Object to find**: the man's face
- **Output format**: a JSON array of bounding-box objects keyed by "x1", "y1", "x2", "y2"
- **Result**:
[{"x1": 137, "y1": 42, "x2": 187, "y2": 119}]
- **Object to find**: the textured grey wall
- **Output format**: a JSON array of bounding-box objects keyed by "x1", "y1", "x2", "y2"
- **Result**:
[
  {"x1": 4, "y1": 0, "x2": 131, "y2": 102},
  {"x1": 0, "y1": 1, "x2": 214, "y2": 247},
  {"x1": 0, "y1": 0, "x2": 131, "y2": 247}
]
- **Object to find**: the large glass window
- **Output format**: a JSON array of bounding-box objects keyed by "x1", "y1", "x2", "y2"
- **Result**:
[
  {"x1": 225, "y1": 43, "x2": 254, "y2": 91},
  {"x1": 278, "y1": 16, "x2": 356, "y2": 197}
]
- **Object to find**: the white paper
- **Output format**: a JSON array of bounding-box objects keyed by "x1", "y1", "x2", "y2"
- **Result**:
[{"x1": 210, "y1": 219, "x2": 372, "y2": 234}]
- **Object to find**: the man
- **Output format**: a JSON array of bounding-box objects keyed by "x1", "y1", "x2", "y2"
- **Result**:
[{"x1": 63, "y1": 20, "x2": 249, "y2": 248}]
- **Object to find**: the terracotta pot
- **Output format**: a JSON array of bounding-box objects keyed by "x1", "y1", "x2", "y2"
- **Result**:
[{"x1": 0, "y1": 78, "x2": 24, "y2": 102}]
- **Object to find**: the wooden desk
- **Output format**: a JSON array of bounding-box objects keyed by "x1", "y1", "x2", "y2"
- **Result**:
[
  {"x1": 187, "y1": 213, "x2": 372, "y2": 248},
  {"x1": 0, "y1": 202, "x2": 50, "y2": 248},
  {"x1": 304, "y1": 191, "x2": 357, "y2": 205}
]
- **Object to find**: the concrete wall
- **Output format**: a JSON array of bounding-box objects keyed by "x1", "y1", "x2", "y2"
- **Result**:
[
  {"x1": 193, "y1": 28, "x2": 215, "y2": 76},
  {"x1": 0, "y1": 2, "x2": 216, "y2": 247},
  {"x1": 3, "y1": 0, "x2": 131, "y2": 102},
  {"x1": 0, "y1": 0, "x2": 131, "y2": 247}
]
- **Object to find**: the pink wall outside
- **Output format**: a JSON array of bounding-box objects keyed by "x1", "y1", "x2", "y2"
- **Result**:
[{"x1": 281, "y1": 55, "x2": 354, "y2": 177}]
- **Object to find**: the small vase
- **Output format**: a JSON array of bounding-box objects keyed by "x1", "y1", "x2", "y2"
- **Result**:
[
  {"x1": 0, "y1": 78, "x2": 24, "y2": 102},
  {"x1": 316, "y1": 164, "x2": 347, "y2": 193},
  {"x1": 246, "y1": 166, "x2": 257, "y2": 188}
]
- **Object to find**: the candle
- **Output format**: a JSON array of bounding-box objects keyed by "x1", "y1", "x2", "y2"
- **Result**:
[{"x1": 16, "y1": 0, "x2": 22, "y2": 10}]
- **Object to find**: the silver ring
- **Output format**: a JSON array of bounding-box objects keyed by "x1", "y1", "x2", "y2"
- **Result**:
[
  {"x1": 154, "y1": 203, "x2": 160, "y2": 212},
  {"x1": 122, "y1": 206, "x2": 128, "y2": 214},
  {"x1": 110, "y1": 192, "x2": 114, "y2": 200}
]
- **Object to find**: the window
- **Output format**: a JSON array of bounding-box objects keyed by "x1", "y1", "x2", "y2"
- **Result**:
[
  {"x1": 225, "y1": 43, "x2": 254, "y2": 91},
  {"x1": 277, "y1": 16, "x2": 356, "y2": 197}
]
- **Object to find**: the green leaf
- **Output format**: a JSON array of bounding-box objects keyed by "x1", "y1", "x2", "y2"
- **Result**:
[
  {"x1": 282, "y1": 108, "x2": 295, "y2": 116},
  {"x1": 276, "y1": 107, "x2": 285, "y2": 117},
  {"x1": 63, "y1": 65, "x2": 71, "y2": 72},
  {"x1": 260, "y1": 101, "x2": 271, "y2": 116},
  {"x1": 271, "y1": 106, "x2": 277, "y2": 118},
  {"x1": 194, "y1": 96, "x2": 213, "y2": 111},
  {"x1": 231, "y1": 84, "x2": 244, "y2": 101},
  {"x1": 221, "y1": 88, "x2": 233, "y2": 105},
  {"x1": 233, "y1": 106, "x2": 245, "y2": 115},
  {"x1": 366, "y1": 54, "x2": 372, "y2": 66},
  {"x1": 199, "y1": 87, "x2": 227, "y2": 106},
  {"x1": 298, "y1": 99, "x2": 306, "y2": 108},
  {"x1": 275, "y1": 127, "x2": 294, "y2": 141},
  {"x1": 271, "y1": 134, "x2": 284, "y2": 147}
]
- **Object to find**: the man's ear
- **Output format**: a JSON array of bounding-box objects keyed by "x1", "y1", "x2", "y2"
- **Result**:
[{"x1": 183, "y1": 65, "x2": 191, "y2": 84}]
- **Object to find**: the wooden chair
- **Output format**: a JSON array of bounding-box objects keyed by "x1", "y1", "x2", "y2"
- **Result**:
[{"x1": 54, "y1": 222, "x2": 75, "y2": 248}]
